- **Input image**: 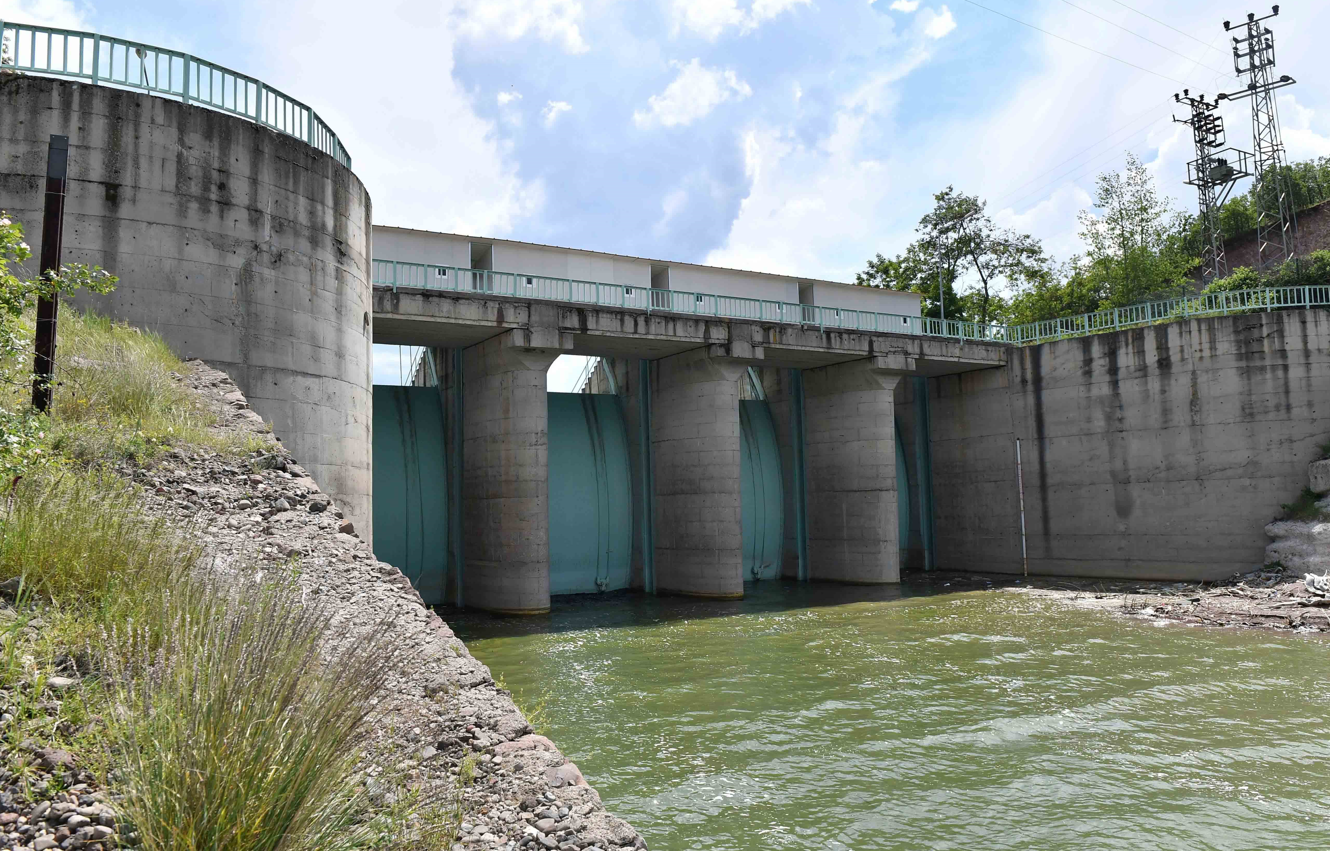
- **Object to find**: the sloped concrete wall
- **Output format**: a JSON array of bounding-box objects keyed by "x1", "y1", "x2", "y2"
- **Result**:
[
  {"x1": 932, "y1": 310, "x2": 1330, "y2": 581},
  {"x1": 0, "y1": 75, "x2": 374, "y2": 539}
]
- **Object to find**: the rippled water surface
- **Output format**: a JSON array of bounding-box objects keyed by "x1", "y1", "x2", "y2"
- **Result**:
[{"x1": 445, "y1": 579, "x2": 1330, "y2": 850}]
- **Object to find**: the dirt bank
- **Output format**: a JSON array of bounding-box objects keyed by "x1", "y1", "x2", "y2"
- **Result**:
[{"x1": 141, "y1": 362, "x2": 647, "y2": 851}]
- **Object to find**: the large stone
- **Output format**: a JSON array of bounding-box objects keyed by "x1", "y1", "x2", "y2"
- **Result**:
[{"x1": 1310, "y1": 459, "x2": 1330, "y2": 495}]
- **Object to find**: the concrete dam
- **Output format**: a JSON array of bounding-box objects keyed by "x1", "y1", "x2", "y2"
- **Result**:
[{"x1": 3, "y1": 26, "x2": 1328, "y2": 615}]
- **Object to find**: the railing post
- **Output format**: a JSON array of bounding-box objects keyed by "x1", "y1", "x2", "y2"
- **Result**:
[
  {"x1": 181, "y1": 53, "x2": 191, "y2": 104},
  {"x1": 1304, "y1": 285, "x2": 1310, "y2": 309},
  {"x1": 90, "y1": 34, "x2": 100, "y2": 84},
  {"x1": 256, "y1": 81, "x2": 265, "y2": 124}
]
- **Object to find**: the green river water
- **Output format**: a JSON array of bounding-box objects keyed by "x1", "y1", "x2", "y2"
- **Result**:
[{"x1": 445, "y1": 578, "x2": 1330, "y2": 850}]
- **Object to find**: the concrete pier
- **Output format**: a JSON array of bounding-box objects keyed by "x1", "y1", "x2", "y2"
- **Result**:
[
  {"x1": 651, "y1": 347, "x2": 756, "y2": 598},
  {"x1": 803, "y1": 358, "x2": 907, "y2": 584},
  {"x1": 461, "y1": 325, "x2": 570, "y2": 614}
]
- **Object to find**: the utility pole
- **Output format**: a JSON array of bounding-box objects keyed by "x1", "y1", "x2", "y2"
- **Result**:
[
  {"x1": 1173, "y1": 90, "x2": 1250, "y2": 283},
  {"x1": 32, "y1": 134, "x2": 69, "y2": 413},
  {"x1": 1219, "y1": 6, "x2": 1297, "y2": 268}
]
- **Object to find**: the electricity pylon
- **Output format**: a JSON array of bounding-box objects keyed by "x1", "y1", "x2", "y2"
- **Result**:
[
  {"x1": 1173, "y1": 90, "x2": 1250, "y2": 282},
  {"x1": 1219, "y1": 6, "x2": 1297, "y2": 267}
]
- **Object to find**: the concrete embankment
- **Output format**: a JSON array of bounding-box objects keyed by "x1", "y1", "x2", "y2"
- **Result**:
[{"x1": 140, "y1": 363, "x2": 646, "y2": 850}]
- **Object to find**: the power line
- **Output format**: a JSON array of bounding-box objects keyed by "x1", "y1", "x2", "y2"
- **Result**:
[
  {"x1": 991, "y1": 100, "x2": 1171, "y2": 206},
  {"x1": 1103, "y1": 0, "x2": 1228, "y2": 54},
  {"x1": 1000, "y1": 119, "x2": 1165, "y2": 212},
  {"x1": 989, "y1": 29, "x2": 1232, "y2": 211},
  {"x1": 957, "y1": 0, "x2": 1188, "y2": 84},
  {"x1": 1054, "y1": 0, "x2": 1234, "y2": 80}
]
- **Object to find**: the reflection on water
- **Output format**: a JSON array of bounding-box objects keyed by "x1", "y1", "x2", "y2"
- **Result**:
[{"x1": 443, "y1": 578, "x2": 1330, "y2": 851}]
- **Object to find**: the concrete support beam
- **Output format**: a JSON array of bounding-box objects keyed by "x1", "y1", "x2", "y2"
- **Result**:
[
  {"x1": 461, "y1": 323, "x2": 571, "y2": 614},
  {"x1": 803, "y1": 358, "x2": 906, "y2": 584},
  {"x1": 651, "y1": 347, "x2": 751, "y2": 598}
]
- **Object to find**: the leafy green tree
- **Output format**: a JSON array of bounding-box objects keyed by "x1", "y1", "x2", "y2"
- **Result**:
[
  {"x1": 857, "y1": 187, "x2": 1051, "y2": 324},
  {"x1": 1076, "y1": 153, "x2": 1198, "y2": 307}
]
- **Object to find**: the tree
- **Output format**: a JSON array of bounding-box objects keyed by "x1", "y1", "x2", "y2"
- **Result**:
[
  {"x1": 1077, "y1": 153, "x2": 1198, "y2": 307},
  {"x1": 857, "y1": 187, "x2": 1051, "y2": 325},
  {"x1": 0, "y1": 212, "x2": 116, "y2": 483}
]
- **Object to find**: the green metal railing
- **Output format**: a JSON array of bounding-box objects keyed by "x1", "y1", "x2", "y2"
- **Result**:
[
  {"x1": 0, "y1": 20, "x2": 350, "y2": 168},
  {"x1": 373, "y1": 259, "x2": 1330, "y2": 346}
]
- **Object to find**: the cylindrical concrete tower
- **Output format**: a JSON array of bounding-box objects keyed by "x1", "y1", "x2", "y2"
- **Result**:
[{"x1": 0, "y1": 74, "x2": 374, "y2": 540}]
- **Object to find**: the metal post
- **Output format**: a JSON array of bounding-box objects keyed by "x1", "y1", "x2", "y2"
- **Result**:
[
  {"x1": 1015, "y1": 438, "x2": 1029, "y2": 577},
  {"x1": 32, "y1": 135, "x2": 69, "y2": 413},
  {"x1": 181, "y1": 53, "x2": 190, "y2": 104},
  {"x1": 90, "y1": 34, "x2": 100, "y2": 84}
]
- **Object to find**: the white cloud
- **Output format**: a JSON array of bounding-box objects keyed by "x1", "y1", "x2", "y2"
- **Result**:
[
  {"x1": 453, "y1": 0, "x2": 589, "y2": 54},
  {"x1": 921, "y1": 5, "x2": 955, "y2": 39},
  {"x1": 1279, "y1": 94, "x2": 1330, "y2": 159},
  {"x1": 705, "y1": 48, "x2": 934, "y2": 278},
  {"x1": 668, "y1": 0, "x2": 810, "y2": 40},
  {"x1": 497, "y1": 91, "x2": 522, "y2": 106},
  {"x1": 251, "y1": 0, "x2": 544, "y2": 238},
  {"x1": 0, "y1": 0, "x2": 87, "y2": 30},
  {"x1": 542, "y1": 100, "x2": 572, "y2": 127},
  {"x1": 654, "y1": 187, "x2": 689, "y2": 236},
  {"x1": 889, "y1": 0, "x2": 920, "y2": 12},
  {"x1": 634, "y1": 59, "x2": 752, "y2": 128}
]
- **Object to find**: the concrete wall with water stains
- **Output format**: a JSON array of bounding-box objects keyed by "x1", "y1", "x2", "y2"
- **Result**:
[
  {"x1": 930, "y1": 309, "x2": 1330, "y2": 581},
  {"x1": 0, "y1": 75, "x2": 374, "y2": 540}
]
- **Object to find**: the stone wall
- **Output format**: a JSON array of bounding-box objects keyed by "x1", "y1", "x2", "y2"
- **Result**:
[
  {"x1": 1223, "y1": 199, "x2": 1330, "y2": 271},
  {"x1": 0, "y1": 75, "x2": 374, "y2": 540},
  {"x1": 931, "y1": 309, "x2": 1330, "y2": 581}
]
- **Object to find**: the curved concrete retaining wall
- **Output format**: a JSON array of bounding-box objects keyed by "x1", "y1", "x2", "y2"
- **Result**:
[
  {"x1": 930, "y1": 309, "x2": 1330, "y2": 581},
  {"x1": 0, "y1": 75, "x2": 374, "y2": 539}
]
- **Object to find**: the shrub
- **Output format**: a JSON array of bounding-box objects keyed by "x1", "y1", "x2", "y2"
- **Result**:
[{"x1": 105, "y1": 582, "x2": 452, "y2": 851}]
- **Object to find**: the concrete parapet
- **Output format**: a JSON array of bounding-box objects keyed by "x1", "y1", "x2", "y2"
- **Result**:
[
  {"x1": 803, "y1": 358, "x2": 905, "y2": 583},
  {"x1": 461, "y1": 327, "x2": 570, "y2": 614},
  {"x1": 651, "y1": 348, "x2": 749, "y2": 598}
]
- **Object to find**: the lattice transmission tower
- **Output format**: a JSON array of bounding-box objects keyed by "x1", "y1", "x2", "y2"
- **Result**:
[
  {"x1": 1174, "y1": 91, "x2": 1250, "y2": 282},
  {"x1": 1219, "y1": 6, "x2": 1297, "y2": 267}
]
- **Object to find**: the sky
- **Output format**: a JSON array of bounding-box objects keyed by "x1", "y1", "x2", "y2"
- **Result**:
[{"x1": 5, "y1": 0, "x2": 1330, "y2": 387}]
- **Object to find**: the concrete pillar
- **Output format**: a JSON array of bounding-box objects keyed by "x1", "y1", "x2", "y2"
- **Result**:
[
  {"x1": 460, "y1": 326, "x2": 569, "y2": 614},
  {"x1": 651, "y1": 346, "x2": 754, "y2": 598},
  {"x1": 803, "y1": 357, "x2": 908, "y2": 584}
]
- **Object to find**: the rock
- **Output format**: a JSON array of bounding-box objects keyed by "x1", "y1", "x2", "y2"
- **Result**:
[
  {"x1": 46, "y1": 676, "x2": 78, "y2": 692},
  {"x1": 420, "y1": 745, "x2": 438, "y2": 760},
  {"x1": 338, "y1": 519, "x2": 356, "y2": 535},
  {"x1": 37, "y1": 747, "x2": 75, "y2": 770},
  {"x1": 308, "y1": 499, "x2": 328, "y2": 513},
  {"x1": 33, "y1": 837, "x2": 57, "y2": 850},
  {"x1": 1311, "y1": 459, "x2": 1330, "y2": 495},
  {"x1": 65, "y1": 815, "x2": 90, "y2": 829},
  {"x1": 236, "y1": 499, "x2": 254, "y2": 510},
  {"x1": 272, "y1": 498, "x2": 291, "y2": 512},
  {"x1": 0, "y1": 577, "x2": 22, "y2": 598},
  {"x1": 544, "y1": 762, "x2": 586, "y2": 788}
]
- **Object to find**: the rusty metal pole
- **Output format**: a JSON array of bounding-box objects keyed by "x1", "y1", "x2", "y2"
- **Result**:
[{"x1": 31, "y1": 134, "x2": 68, "y2": 413}]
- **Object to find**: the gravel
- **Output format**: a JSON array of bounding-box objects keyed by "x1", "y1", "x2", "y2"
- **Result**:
[{"x1": 120, "y1": 361, "x2": 649, "y2": 850}]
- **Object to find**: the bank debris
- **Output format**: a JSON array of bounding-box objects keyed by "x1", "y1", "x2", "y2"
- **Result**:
[{"x1": 2, "y1": 360, "x2": 646, "y2": 851}]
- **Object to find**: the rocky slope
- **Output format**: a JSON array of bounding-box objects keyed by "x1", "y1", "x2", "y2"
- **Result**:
[{"x1": 130, "y1": 361, "x2": 647, "y2": 851}]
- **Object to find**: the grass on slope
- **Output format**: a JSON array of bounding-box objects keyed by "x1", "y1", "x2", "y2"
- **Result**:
[{"x1": 0, "y1": 311, "x2": 456, "y2": 850}]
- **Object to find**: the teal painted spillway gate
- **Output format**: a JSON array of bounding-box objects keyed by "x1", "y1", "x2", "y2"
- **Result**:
[
  {"x1": 547, "y1": 393, "x2": 633, "y2": 595},
  {"x1": 372, "y1": 386, "x2": 448, "y2": 604},
  {"x1": 740, "y1": 400, "x2": 784, "y2": 581},
  {"x1": 372, "y1": 382, "x2": 793, "y2": 602}
]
